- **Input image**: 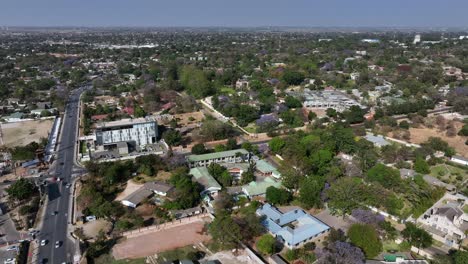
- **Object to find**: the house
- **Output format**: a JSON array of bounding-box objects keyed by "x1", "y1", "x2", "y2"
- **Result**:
[
  {"x1": 36, "y1": 101, "x2": 52, "y2": 109},
  {"x1": 242, "y1": 177, "x2": 282, "y2": 198},
  {"x1": 218, "y1": 162, "x2": 250, "y2": 181},
  {"x1": 5, "y1": 112, "x2": 24, "y2": 122},
  {"x1": 364, "y1": 134, "x2": 390, "y2": 148},
  {"x1": 189, "y1": 167, "x2": 222, "y2": 197},
  {"x1": 235, "y1": 79, "x2": 250, "y2": 90},
  {"x1": 400, "y1": 169, "x2": 416, "y2": 179},
  {"x1": 422, "y1": 175, "x2": 456, "y2": 191},
  {"x1": 144, "y1": 181, "x2": 174, "y2": 197},
  {"x1": 450, "y1": 155, "x2": 468, "y2": 166},
  {"x1": 121, "y1": 187, "x2": 154, "y2": 208},
  {"x1": 257, "y1": 203, "x2": 330, "y2": 249},
  {"x1": 417, "y1": 193, "x2": 468, "y2": 248},
  {"x1": 170, "y1": 206, "x2": 203, "y2": 220},
  {"x1": 255, "y1": 159, "x2": 281, "y2": 179},
  {"x1": 187, "y1": 149, "x2": 249, "y2": 168}
]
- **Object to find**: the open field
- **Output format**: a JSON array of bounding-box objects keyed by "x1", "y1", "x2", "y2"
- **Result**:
[
  {"x1": 408, "y1": 124, "x2": 468, "y2": 155},
  {"x1": 173, "y1": 111, "x2": 204, "y2": 126},
  {"x1": 2, "y1": 119, "x2": 54, "y2": 147},
  {"x1": 430, "y1": 164, "x2": 467, "y2": 187},
  {"x1": 112, "y1": 217, "x2": 211, "y2": 259}
]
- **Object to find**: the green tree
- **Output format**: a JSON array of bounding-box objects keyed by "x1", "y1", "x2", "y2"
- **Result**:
[
  {"x1": 162, "y1": 129, "x2": 182, "y2": 146},
  {"x1": 256, "y1": 234, "x2": 277, "y2": 255},
  {"x1": 299, "y1": 176, "x2": 323, "y2": 209},
  {"x1": 180, "y1": 65, "x2": 212, "y2": 98},
  {"x1": 414, "y1": 157, "x2": 430, "y2": 174},
  {"x1": 401, "y1": 223, "x2": 432, "y2": 249},
  {"x1": 367, "y1": 164, "x2": 401, "y2": 189},
  {"x1": 269, "y1": 137, "x2": 286, "y2": 153},
  {"x1": 348, "y1": 224, "x2": 383, "y2": 258},
  {"x1": 191, "y1": 143, "x2": 208, "y2": 154},
  {"x1": 265, "y1": 186, "x2": 291, "y2": 205},
  {"x1": 282, "y1": 70, "x2": 305, "y2": 85},
  {"x1": 327, "y1": 177, "x2": 363, "y2": 216},
  {"x1": 454, "y1": 250, "x2": 468, "y2": 264},
  {"x1": 208, "y1": 213, "x2": 242, "y2": 250},
  {"x1": 6, "y1": 178, "x2": 37, "y2": 201}
]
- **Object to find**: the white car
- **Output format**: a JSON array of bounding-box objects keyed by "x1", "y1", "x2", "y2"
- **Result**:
[
  {"x1": 55, "y1": 241, "x2": 61, "y2": 248},
  {"x1": 4, "y1": 258, "x2": 15, "y2": 264},
  {"x1": 6, "y1": 245, "x2": 18, "y2": 251},
  {"x1": 40, "y1": 239, "x2": 47, "y2": 246}
]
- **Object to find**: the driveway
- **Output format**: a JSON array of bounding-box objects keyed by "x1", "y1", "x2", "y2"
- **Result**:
[{"x1": 314, "y1": 208, "x2": 352, "y2": 232}]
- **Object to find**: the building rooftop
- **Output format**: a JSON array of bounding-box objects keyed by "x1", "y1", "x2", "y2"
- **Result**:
[
  {"x1": 122, "y1": 187, "x2": 153, "y2": 206},
  {"x1": 242, "y1": 177, "x2": 282, "y2": 197},
  {"x1": 189, "y1": 167, "x2": 222, "y2": 191},
  {"x1": 187, "y1": 149, "x2": 249, "y2": 163},
  {"x1": 365, "y1": 133, "x2": 390, "y2": 147},
  {"x1": 257, "y1": 203, "x2": 330, "y2": 247},
  {"x1": 144, "y1": 181, "x2": 174, "y2": 194},
  {"x1": 95, "y1": 117, "x2": 156, "y2": 128}
]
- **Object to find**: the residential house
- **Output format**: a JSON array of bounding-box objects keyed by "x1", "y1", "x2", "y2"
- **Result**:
[
  {"x1": 257, "y1": 203, "x2": 330, "y2": 249},
  {"x1": 187, "y1": 149, "x2": 249, "y2": 168},
  {"x1": 189, "y1": 167, "x2": 222, "y2": 197},
  {"x1": 121, "y1": 187, "x2": 154, "y2": 208},
  {"x1": 5, "y1": 112, "x2": 24, "y2": 122},
  {"x1": 364, "y1": 134, "x2": 390, "y2": 148},
  {"x1": 242, "y1": 177, "x2": 282, "y2": 198},
  {"x1": 417, "y1": 193, "x2": 468, "y2": 248},
  {"x1": 255, "y1": 159, "x2": 281, "y2": 179},
  {"x1": 422, "y1": 175, "x2": 456, "y2": 191},
  {"x1": 144, "y1": 181, "x2": 174, "y2": 197},
  {"x1": 400, "y1": 169, "x2": 416, "y2": 179},
  {"x1": 170, "y1": 206, "x2": 203, "y2": 220},
  {"x1": 450, "y1": 155, "x2": 468, "y2": 166},
  {"x1": 218, "y1": 162, "x2": 250, "y2": 181}
]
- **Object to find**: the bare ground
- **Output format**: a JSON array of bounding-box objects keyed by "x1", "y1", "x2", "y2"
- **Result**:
[
  {"x1": 408, "y1": 124, "x2": 468, "y2": 155},
  {"x1": 114, "y1": 180, "x2": 144, "y2": 201},
  {"x1": 112, "y1": 219, "x2": 211, "y2": 259},
  {"x1": 2, "y1": 119, "x2": 54, "y2": 147}
]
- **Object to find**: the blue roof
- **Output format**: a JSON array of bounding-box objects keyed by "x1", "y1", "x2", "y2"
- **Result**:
[
  {"x1": 257, "y1": 203, "x2": 330, "y2": 247},
  {"x1": 22, "y1": 159, "x2": 40, "y2": 168}
]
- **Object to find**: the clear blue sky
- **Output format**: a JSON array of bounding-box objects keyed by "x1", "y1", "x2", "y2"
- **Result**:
[{"x1": 1, "y1": 0, "x2": 467, "y2": 28}]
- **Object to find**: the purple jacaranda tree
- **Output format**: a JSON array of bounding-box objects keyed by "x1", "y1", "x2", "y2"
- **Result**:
[
  {"x1": 316, "y1": 241, "x2": 365, "y2": 264},
  {"x1": 351, "y1": 209, "x2": 385, "y2": 225}
]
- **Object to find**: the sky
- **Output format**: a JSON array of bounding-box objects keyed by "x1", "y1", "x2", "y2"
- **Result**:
[{"x1": 1, "y1": 0, "x2": 467, "y2": 28}]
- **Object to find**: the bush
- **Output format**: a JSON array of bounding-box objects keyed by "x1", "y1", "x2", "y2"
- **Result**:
[
  {"x1": 348, "y1": 224, "x2": 382, "y2": 258},
  {"x1": 256, "y1": 234, "x2": 277, "y2": 255},
  {"x1": 284, "y1": 249, "x2": 299, "y2": 261}
]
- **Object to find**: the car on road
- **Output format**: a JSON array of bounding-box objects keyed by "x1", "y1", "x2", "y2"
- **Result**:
[
  {"x1": 4, "y1": 258, "x2": 15, "y2": 264},
  {"x1": 51, "y1": 211, "x2": 58, "y2": 216},
  {"x1": 40, "y1": 239, "x2": 47, "y2": 246},
  {"x1": 6, "y1": 245, "x2": 18, "y2": 251},
  {"x1": 40, "y1": 258, "x2": 48, "y2": 264},
  {"x1": 65, "y1": 183, "x2": 72, "y2": 188},
  {"x1": 55, "y1": 241, "x2": 61, "y2": 248}
]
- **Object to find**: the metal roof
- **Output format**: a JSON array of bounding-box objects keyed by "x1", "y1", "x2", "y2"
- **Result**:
[
  {"x1": 189, "y1": 167, "x2": 222, "y2": 190},
  {"x1": 187, "y1": 149, "x2": 249, "y2": 162}
]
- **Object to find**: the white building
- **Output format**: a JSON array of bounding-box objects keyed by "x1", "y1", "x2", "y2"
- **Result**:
[
  {"x1": 288, "y1": 88, "x2": 363, "y2": 112},
  {"x1": 95, "y1": 117, "x2": 158, "y2": 150},
  {"x1": 417, "y1": 193, "x2": 468, "y2": 248},
  {"x1": 451, "y1": 155, "x2": 468, "y2": 166}
]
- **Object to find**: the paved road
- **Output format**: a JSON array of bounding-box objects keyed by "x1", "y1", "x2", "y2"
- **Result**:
[{"x1": 36, "y1": 86, "x2": 88, "y2": 264}]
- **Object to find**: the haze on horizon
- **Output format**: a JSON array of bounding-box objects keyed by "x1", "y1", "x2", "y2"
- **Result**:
[{"x1": 1, "y1": 0, "x2": 468, "y2": 28}]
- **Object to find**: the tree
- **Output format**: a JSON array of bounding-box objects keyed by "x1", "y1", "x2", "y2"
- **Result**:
[
  {"x1": 162, "y1": 129, "x2": 182, "y2": 146},
  {"x1": 265, "y1": 186, "x2": 291, "y2": 205},
  {"x1": 299, "y1": 176, "x2": 323, "y2": 209},
  {"x1": 414, "y1": 156, "x2": 430, "y2": 174},
  {"x1": 367, "y1": 164, "x2": 401, "y2": 189},
  {"x1": 269, "y1": 137, "x2": 286, "y2": 153},
  {"x1": 348, "y1": 224, "x2": 382, "y2": 258},
  {"x1": 401, "y1": 222, "x2": 433, "y2": 249},
  {"x1": 458, "y1": 124, "x2": 468, "y2": 136},
  {"x1": 256, "y1": 234, "x2": 277, "y2": 255},
  {"x1": 241, "y1": 169, "x2": 255, "y2": 184},
  {"x1": 316, "y1": 241, "x2": 365, "y2": 264},
  {"x1": 192, "y1": 143, "x2": 208, "y2": 155},
  {"x1": 282, "y1": 70, "x2": 305, "y2": 85},
  {"x1": 284, "y1": 96, "x2": 302, "y2": 108},
  {"x1": 308, "y1": 111, "x2": 317, "y2": 121},
  {"x1": 208, "y1": 212, "x2": 242, "y2": 250},
  {"x1": 351, "y1": 209, "x2": 384, "y2": 226},
  {"x1": 6, "y1": 179, "x2": 37, "y2": 201},
  {"x1": 454, "y1": 250, "x2": 468, "y2": 264},
  {"x1": 326, "y1": 177, "x2": 363, "y2": 216},
  {"x1": 399, "y1": 120, "x2": 410, "y2": 129},
  {"x1": 344, "y1": 105, "x2": 366, "y2": 124},
  {"x1": 326, "y1": 108, "x2": 337, "y2": 118}
]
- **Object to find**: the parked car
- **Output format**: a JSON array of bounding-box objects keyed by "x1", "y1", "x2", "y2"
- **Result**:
[
  {"x1": 6, "y1": 245, "x2": 18, "y2": 251},
  {"x1": 55, "y1": 241, "x2": 61, "y2": 248},
  {"x1": 40, "y1": 239, "x2": 47, "y2": 246},
  {"x1": 85, "y1": 215, "x2": 96, "y2": 222}
]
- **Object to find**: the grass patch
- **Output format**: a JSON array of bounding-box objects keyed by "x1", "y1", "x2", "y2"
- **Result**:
[
  {"x1": 463, "y1": 205, "x2": 468, "y2": 214},
  {"x1": 383, "y1": 240, "x2": 399, "y2": 252},
  {"x1": 244, "y1": 123, "x2": 258, "y2": 133},
  {"x1": 94, "y1": 254, "x2": 146, "y2": 264},
  {"x1": 156, "y1": 245, "x2": 198, "y2": 263},
  {"x1": 220, "y1": 86, "x2": 236, "y2": 94}
]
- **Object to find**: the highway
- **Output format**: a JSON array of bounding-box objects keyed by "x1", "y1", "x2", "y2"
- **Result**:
[{"x1": 36, "y1": 86, "x2": 88, "y2": 264}]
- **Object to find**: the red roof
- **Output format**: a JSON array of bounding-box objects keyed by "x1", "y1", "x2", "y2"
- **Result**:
[
  {"x1": 161, "y1": 102, "x2": 176, "y2": 111},
  {"x1": 91, "y1": 114, "x2": 108, "y2": 121},
  {"x1": 123, "y1": 107, "x2": 134, "y2": 115}
]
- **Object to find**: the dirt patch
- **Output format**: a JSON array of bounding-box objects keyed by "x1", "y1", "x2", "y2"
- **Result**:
[
  {"x1": 115, "y1": 180, "x2": 144, "y2": 201},
  {"x1": 408, "y1": 125, "x2": 468, "y2": 155},
  {"x1": 2, "y1": 119, "x2": 54, "y2": 147},
  {"x1": 82, "y1": 219, "x2": 112, "y2": 239},
  {"x1": 203, "y1": 250, "x2": 256, "y2": 264},
  {"x1": 174, "y1": 111, "x2": 205, "y2": 126},
  {"x1": 112, "y1": 219, "x2": 211, "y2": 259}
]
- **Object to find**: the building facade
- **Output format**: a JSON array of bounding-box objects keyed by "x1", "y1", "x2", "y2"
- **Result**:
[{"x1": 95, "y1": 117, "x2": 158, "y2": 149}]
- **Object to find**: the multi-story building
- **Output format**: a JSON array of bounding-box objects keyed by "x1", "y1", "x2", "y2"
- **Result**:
[
  {"x1": 186, "y1": 149, "x2": 249, "y2": 168},
  {"x1": 288, "y1": 88, "x2": 363, "y2": 112},
  {"x1": 95, "y1": 117, "x2": 158, "y2": 151}
]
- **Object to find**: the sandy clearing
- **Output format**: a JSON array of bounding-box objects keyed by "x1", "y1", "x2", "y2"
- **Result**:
[
  {"x1": 112, "y1": 219, "x2": 211, "y2": 259},
  {"x1": 408, "y1": 125, "x2": 468, "y2": 155},
  {"x1": 2, "y1": 119, "x2": 54, "y2": 147},
  {"x1": 115, "y1": 180, "x2": 144, "y2": 201}
]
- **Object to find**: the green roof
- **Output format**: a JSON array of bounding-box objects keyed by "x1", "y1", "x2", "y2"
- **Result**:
[
  {"x1": 189, "y1": 167, "x2": 222, "y2": 190},
  {"x1": 242, "y1": 177, "x2": 282, "y2": 197},
  {"x1": 256, "y1": 159, "x2": 277, "y2": 172},
  {"x1": 9, "y1": 112, "x2": 23, "y2": 119},
  {"x1": 187, "y1": 149, "x2": 249, "y2": 162},
  {"x1": 383, "y1": 255, "x2": 406, "y2": 262}
]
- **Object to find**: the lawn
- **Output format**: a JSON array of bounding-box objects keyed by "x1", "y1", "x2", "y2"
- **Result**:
[
  {"x1": 429, "y1": 164, "x2": 467, "y2": 186},
  {"x1": 220, "y1": 86, "x2": 236, "y2": 94},
  {"x1": 383, "y1": 240, "x2": 399, "y2": 252},
  {"x1": 155, "y1": 245, "x2": 199, "y2": 263},
  {"x1": 244, "y1": 122, "x2": 258, "y2": 133}
]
